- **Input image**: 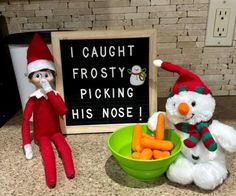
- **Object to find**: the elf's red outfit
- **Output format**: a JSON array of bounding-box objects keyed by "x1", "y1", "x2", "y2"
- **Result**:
[
  {"x1": 21, "y1": 33, "x2": 75, "y2": 188},
  {"x1": 22, "y1": 89, "x2": 75, "y2": 187}
]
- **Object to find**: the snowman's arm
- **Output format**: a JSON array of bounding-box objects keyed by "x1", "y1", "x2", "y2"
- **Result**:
[
  {"x1": 210, "y1": 120, "x2": 236, "y2": 153},
  {"x1": 147, "y1": 111, "x2": 174, "y2": 132}
]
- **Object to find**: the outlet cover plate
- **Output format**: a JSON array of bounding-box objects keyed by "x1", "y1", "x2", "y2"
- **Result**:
[{"x1": 205, "y1": 0, "x2": 236, "y2": 46}]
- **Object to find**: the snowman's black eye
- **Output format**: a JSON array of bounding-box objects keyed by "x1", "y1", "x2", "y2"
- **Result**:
[
  {"x1": 191, "y1": 101, "x2": 196, "y2": 107},
  {"x1": 173, "y1": 103, "x2": 176, "y2": 107}
]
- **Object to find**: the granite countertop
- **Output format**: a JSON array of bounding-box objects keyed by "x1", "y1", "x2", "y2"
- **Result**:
[{"x1": 1, "y1": 112, "x2": 236, "y2": 196}]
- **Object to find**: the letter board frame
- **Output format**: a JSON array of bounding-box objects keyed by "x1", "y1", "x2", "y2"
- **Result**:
[{"x1": 51, "y1": 30, "x2": 157, "y2": 134}]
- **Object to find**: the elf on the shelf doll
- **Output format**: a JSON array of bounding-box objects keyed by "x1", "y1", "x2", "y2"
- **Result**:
[{"x1": 21, "y1": 33, "x2": 75, "y2": 188}]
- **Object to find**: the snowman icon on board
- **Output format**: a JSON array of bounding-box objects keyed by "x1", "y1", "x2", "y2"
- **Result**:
[{"x1": 128, "y1": 65, "x2": 147, "y2": 86}]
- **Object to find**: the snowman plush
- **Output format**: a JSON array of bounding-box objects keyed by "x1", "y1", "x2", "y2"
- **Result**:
[{"x1": 148, "y1": 60, "x2": 236, "y2": 190}]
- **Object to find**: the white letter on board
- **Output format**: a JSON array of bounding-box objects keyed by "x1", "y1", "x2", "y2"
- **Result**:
[
  {"x1": 127, "y1": 45, "x2": 134, "y2": 56},
  {"x1": 91, "y1": 68, "x2": 98, "y2": 79},
  {"x1": 119, "y1": 67, "x2": 125, "y2": 78},
  {"x1": 101, "y1": 67, "x2": 108, "y2": 78},
  {"x1": 109, "y1": 46, "x2": 115, "y2": 57},
  {"x1": 72, "y1": 109, "x2": 79, "y2": 119},
  {"x1": 82, "y1": 47, "x2": 89, "y2": 58},
  {"x1": 86, "y1": 109, "x2": 93, "y2": 119},
  {"x1": 80, "y1": 68, "x2": 88, "y2": 79},
  {"x1": 100, "y1": 46, "x2": 106, "y2": 57},
  {"x1": 127, "y1": 87, "x2": 134, "y2": 98},
  {"x1": 73, "y1": 68, "x2": 79, "y2": 79},
  {"x1": 102, "y1": 108, "x2": 109, "y2": 118},
  {"x1": 80, "y1": 89, "x2": 87, "y2": 99},
  {"x1": 127, "y1": 107, "x2": 133, "y2": 117},
  {"x1": 70, "y1": 46, "x2": 74, "y2": 58},
  {"x1": 118, "y1": 46, "x2": 125, "y2": 57},
  {"x1": 91, "y1": 47, "x2": 98, "y2": 58},
  {"x1": 95, "y1": 89, "x2": 102, "y2": 99},
  {"x1": 118, "y1": 107, "x2": 125, "y2": 118},
  {"x1": 109, "y1": 67, "x2": 116, "y2": 78}
]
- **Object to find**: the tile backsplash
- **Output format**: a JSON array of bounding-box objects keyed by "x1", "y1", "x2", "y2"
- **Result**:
[{"x1": 1, "y1": 0, "x2": 235, "y2": 97}]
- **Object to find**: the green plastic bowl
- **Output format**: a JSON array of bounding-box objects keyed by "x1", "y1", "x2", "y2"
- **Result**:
[{"x1": 107, "y1": 124, "x2": 182, "y2": 182}]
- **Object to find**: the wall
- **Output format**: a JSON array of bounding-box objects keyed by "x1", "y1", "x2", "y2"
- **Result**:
[{"x1": 0, "y1": 0, "x2": 235, "y2": 97}]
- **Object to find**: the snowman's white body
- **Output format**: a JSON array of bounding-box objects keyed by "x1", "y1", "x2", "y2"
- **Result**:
[
  {"x1": 130, "y1": 74, "x2": 144, "y2": 86},
  {"x1": 148, "y1": 91, "x2": 236, "y2": 190}
]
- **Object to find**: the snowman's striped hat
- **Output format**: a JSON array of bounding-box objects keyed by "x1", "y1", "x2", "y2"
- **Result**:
[{"x1": 154, "y1": 60, "x2": 211, "y2": 97}]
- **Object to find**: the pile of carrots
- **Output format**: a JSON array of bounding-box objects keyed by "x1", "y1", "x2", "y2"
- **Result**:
[{"x1": 130, "y1": 113, "x2": 174, "y2": 160}]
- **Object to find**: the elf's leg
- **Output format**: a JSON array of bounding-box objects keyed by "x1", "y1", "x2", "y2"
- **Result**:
[
  {"x1": 38, "y1": 136, "x2": 56, "y2": 188},
  {"x1": 52, "y1": 132, "x2": 75, "y2": 179}
]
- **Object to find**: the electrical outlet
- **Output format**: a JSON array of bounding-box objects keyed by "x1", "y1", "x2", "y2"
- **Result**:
[
  {"x1": 213, "y1": 8, "x2": 230, "y2": 37},
  {"x1": 205, "y1": 0, "x2": 236, "y2": 46}
]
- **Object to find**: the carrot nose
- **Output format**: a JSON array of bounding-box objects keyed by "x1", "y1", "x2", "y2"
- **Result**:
[{"x1": 178, "y1": 102, "x2": 190, "y2": 116}]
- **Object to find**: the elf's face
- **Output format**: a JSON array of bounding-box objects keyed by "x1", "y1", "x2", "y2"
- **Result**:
[{"x1": 30, "y1": 70, "x2": 54, "y2": 89}]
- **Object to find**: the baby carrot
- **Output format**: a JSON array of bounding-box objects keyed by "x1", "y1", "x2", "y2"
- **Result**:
[
  {"x1": 140, "y1": 148, "x2": 153, "y2": 160},
  {"x1": 142, "y1": 133, "x2": 155, "y2": 140},
  {"x1": 131, "y1": 152, "x2": 141, "y2": 159},
  {"x1": 132, "y1": 124, "x2": 143, "y2": 152},
  {"x1": 140, "y1": 138, "x2": 174, "y2": 151},
  {"x1": 156, "y1": 113, "x2": 165, "y2": 140},
  {"x1": 153, "y1": 150, "x2": 170, "y2": 159}
]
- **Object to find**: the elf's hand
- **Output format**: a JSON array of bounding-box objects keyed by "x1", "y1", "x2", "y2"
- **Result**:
[
  {"x1": 24, "y1": 144, "x2": 33, "y2": 160},
  {"x1": 40, "y1": 79, "x2": 52, "y2": 93}
]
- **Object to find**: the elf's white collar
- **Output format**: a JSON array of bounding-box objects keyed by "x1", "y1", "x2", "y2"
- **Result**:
[{"x1": 30, "y1": 88, "x2": 58, "y2": 99}]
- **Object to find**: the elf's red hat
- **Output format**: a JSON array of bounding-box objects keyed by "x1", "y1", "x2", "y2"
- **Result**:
[
  {"x1": 27, "y1": 33, "x2": 55, "y2": 76},
  {"x1": 153, "y1": 60, "x2": 211, "y2": 96}
]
